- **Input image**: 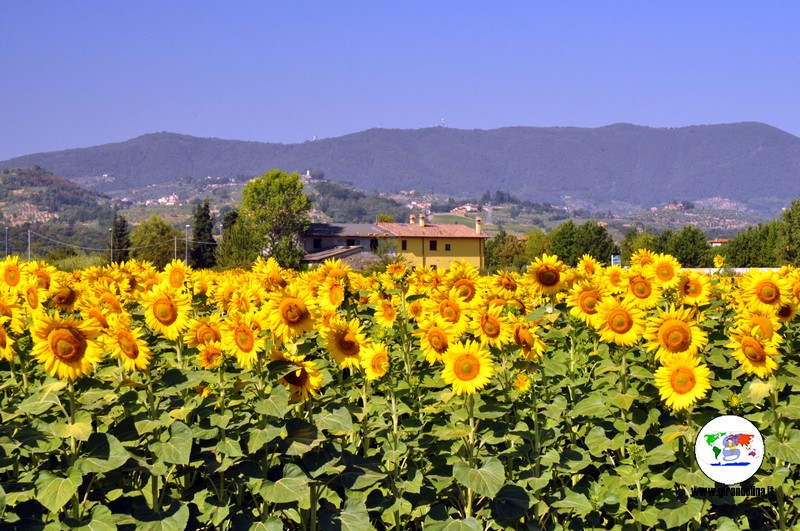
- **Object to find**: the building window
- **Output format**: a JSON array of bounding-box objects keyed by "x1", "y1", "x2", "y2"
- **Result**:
[
  {"x1": 370, "y1": 239, "x2": 378, "y2": 250},
  {"x1": 445, "y1": 243, "x2": 451, "y2": 251},
  {"x1": 401, "y1": 239, "x2": 407, "y2": 251},
  {"x1": 430, "y1": 240, "x2": 437, "y2": 251},
  {"x1": 313, "y1": 238, "x2": 322, "y2": 250},
  {"x1": 346, "y1": 239, "x2": 356, "y2": 246}
]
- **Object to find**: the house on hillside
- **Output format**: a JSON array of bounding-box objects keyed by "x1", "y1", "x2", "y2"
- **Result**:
[
  {"x1": 377, "y1": 214, "x2": 488, "y2": 269},
  {"x1": 301, "y1": 215, "x2": 488, "y2": 269}
]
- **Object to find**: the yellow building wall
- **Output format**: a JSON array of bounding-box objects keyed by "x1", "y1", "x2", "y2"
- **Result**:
[{"x1": 397, "y1": 237, "x2": 485, "y2": 269}]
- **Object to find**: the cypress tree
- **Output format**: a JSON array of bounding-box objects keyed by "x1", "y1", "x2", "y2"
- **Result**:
[{"x1": 190, "y1": 198, "x2": 216, "y2": 268}]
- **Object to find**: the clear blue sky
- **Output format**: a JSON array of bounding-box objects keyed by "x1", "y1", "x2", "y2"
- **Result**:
[{"x1": 2, "y1": 2, "x2": 799, "y2": 161}]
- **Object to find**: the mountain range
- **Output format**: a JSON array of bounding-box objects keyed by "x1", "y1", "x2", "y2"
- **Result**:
[{"x1": 2, "y1": 122, "x2": 800, "y2": 217}]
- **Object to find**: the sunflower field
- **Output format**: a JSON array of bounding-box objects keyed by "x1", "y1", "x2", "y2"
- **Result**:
[{"x1": 0, "y1": 251, "x2": 799, "y2": 529}]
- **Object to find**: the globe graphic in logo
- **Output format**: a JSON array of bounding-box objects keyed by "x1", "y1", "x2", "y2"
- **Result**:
[{"x1": 695, "y1": 415, "x2": 764, "y2": 485}]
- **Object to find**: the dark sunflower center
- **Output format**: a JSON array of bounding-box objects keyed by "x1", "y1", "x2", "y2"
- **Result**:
[
  {"x1": 429, "y1": 329, "x2": 448, "y2": 353},
  {"x1": 280, "y1": 299, "x2": 307, "y2": 325},
  {"x1": 742, "y1": 338, "x2": 766, "y2": 363},
  {"x1": 671, "y1": 368, "x2": 696, "y2": 394},
  {"x1": 660, "y1": 320, "x2": 691, "y2": 352},
  {"x1": 537, "y1": 266, "x2": 560, "y2": 287},
  {"x1": 454, "y1": 355, "x2": 480, "y2": 381},
  {"x1": 153, "y1": 298, "x2": 178, "y2": 325},
  {"x1": 756, "y1": 281, "x2": 779, "y2": 304},
  {"x1": 49, "y1": 328, "x2": 86, "y2": 362},
  {"x1": 608, "y1": 309, "x2": 633, "y2": 334},
  {"x1": 118, "y1": 332, "x2": 139, "y2": 359}
]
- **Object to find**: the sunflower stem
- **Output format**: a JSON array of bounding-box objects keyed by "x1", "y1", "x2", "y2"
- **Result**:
[
  {"x1": 360, "y1": 378, "x2": 370, "y2": 456},
  {"x1": 465, "y1": 393, "x2": 476, "y2": 518},
  {"x1": 68, "y1": 380, "x2": 80, "y2": 521},
  {"x1": 770, "y1": 389, "x2": 788, "y2": 531},
  {"x1": 18, "y1": 349, "x2": 30, "y2": 397},
  {"x1": 218, "y1": 360, "x2": 227, "y2": 500}
]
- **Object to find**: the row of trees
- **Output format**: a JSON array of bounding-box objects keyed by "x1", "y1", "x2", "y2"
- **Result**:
[
  {"x1": 486, "y1": 221, "x2": 715, "y2": 271},
  {"x1": 107, "y1": 170, "x2": 312, "y2": 270}
]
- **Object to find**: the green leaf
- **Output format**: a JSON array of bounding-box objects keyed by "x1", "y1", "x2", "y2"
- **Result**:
[
  {"x1": 249, "y1": 518, "x2": 285, "y2": 531},
  {"x1": 216, "y1": 438, "x2": 243, "y2": 458},
  {"x1": 35, "y1": 467, "x2": 82, "y2": 514},
  {"x1": 715, "y1": 516, "x2": 742, "y2": 531},
  {"x1": 280, "y1": 418, "x2": 320, "y2": 456},
  {"x1": 452, "y1": 457, "x2": 505, "y2": 498},
  {"x1": 78, "y1": 432, "x2": 130, "y2": 474},
  {"x1": 585, "y1": 426, "x2": 610, "y2": 457},
  {"x1": 0, "y1": 483, "x2": 6, "y2": 516},
  {"x1": 135, "y1": 502, "x2": 190, "y2": 531},
  {"x1": 255, "y1": 385, "x2": 289, "y2": 418},
  {"x1": 672, "y1": 467, "x2": 714, "y2": 488},
  {"x1": 491, "y1": 484, "x2": 530, "y2": 521},
  {"x1": 261, "y1": 463, "x2": 309, "y2": 504},
  {"x1": 552, "y1": 490, "x2": 593, "y2": 517},
  {"x1": 247, "y1": 426, "x2": 282, "y2": 453},
  {"x1": 659, "y1": 498, "x2": 703, "y2": 528},
  {"x1": 631, "y1": 506, "x2": 659, "y2": 528},
  {"x1": 74, "y1": 504, "x2": 116, "y2": 531},
  {"x1": 316, "y1": 405, "x2": 354, "y2": 436},
  {"x1": 427, "y1": 518, "x2": 483, "y2": 531},
  {"x1": 337, "y1": 499, "x2": 371, "y2": 531},
  {"x1": 158, "y1": 421, "x2": 192, "y2": 465},
  {"x1": 767, "y1": 431, "x2": 800, "y2": 464},
  {"x1": 570, "y1": 394, "x2": 609, "y2": 418}
]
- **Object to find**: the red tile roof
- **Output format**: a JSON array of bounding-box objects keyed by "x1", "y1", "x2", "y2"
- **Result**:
[{"x1": 378, "y1": 222, "x2": 487, "y2": 238}]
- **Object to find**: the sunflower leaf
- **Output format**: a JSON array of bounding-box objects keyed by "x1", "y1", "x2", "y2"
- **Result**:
[
  {"x1": 157, "y1": 421, "x2": 192, "y2": 465},
  {"x1": 35, "y1": 467, "x2": 82, "y2": 514},
  {"x1": 452, "y1": 457, "x2": 505, "y2": 498}
]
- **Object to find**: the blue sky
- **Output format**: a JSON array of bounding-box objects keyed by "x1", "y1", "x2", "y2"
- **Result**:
[{"x1": 1, "y1": 2, "x2": 799, "y2": 160}]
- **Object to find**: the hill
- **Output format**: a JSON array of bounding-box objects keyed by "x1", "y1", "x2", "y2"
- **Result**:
[{"x1": 3, "y1": 123, "x2": 800, "y2": 217}]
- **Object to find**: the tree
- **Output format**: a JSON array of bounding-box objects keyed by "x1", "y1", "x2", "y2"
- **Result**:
[
  {"x1": 549, "y1": 220, "x2": 580, "y2": 266},
  {"x1": 575, "y1": 221, "x2": 618, "y2": 264},
  {"x1": 666, "y1": 226, "x2": 711, "y2": 267},
  {"x1": 377, "y1": 213, "x2": 395, "y2": 222},
  {"x1": 240, "y1": 169, "x2": 313, "y2": 269},
  {"x1": 780, "y1": 198, "x2": 800, "y2": 266},
  {"x1": 190, "y1": 198, "x2": 216, "y2": 269},
  {"x1": 486, "y1": 231, "x2": 527, "y2": 271},
  {"x1": 620, "y1": 230, "x2": 658, "y2": 265},
  {"x1": 522, "y1": 228, "x2": 551, "y2": 262},
  {"x1": 215, "y1": 209, "x2": 260, "y2": 270},
  {"x1": 108, "y1": 214, "x2": 131, "y2": 264},
  {"x1": 130, "y1": 215, "x2": 182, "y2": 269}
]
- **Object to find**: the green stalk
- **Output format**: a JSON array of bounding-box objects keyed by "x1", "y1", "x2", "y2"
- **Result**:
[
  {"x1": 465, "y1": 394, "x2": 476, "y2": 518},
  {"x1": 770, "y1": 389, "x2": 787, "y2": 531},
  {"x1": 360, "y1": 379, "x2": 370, "y2": 455},
  {"x1": 218, "y1": 361, "x2": 226, "y2": 500},
  {"x1": 68, "y1": 380, "x2": 80, "y2": 520},
  {"x1": 145, "y1": 368, "x2": 160, "y2": 512}
]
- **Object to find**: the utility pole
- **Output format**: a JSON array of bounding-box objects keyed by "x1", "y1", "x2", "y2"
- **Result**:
[
  {"x1": 185, "y1": 224, "x2": 190, "y2": 265},
  {"x1": 4, "y1": 227, "x2": 7, "y2": 257},
  {"x1": 220, "y1": 221, "x2": 223, "y2": 242},
  {"x1": 27, "y1": 230, "x2": 30, "y2": 261},
  {"x1": 174, "y1": 236, "x2": 177, "y2": 261}
]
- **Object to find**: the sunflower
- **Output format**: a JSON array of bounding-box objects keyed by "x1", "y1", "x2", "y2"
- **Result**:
[
  {"x1": 470, "y1": 305, "x2": 513, "y2": 349},
  {"x1": 0, "y1": 317, "x2": 15, "y2": 362},
  {"x1": 0, "y1": 256, "x2": 25, "y2": 293},
  {"x1": 713, "y1": 255, "x2": 725, "y2": 268},
  {"x1": 652, "y1": 253, "x2": 682, "y2": 290},
  {"x1": 513, "y1": 373, "x2": 532, "y2": 394},
  {"x1": 48, "y1": 272, "x2": 83, "y2": 313},
  {"x1": 575, "y1": 254, "x2": 602, "y2": 279},
  {"x1": 278, "y1": 357, "x2": 323, "y2": 403},
  {"x1": 374, "y1": 298, "x2": 398, "y2": 329},
  {"x1": 161, "y1": 259, "x2": 192, "y2": 290},
  {"x1": 525, "y1": 254, "x2": 567, "y2": 297},
  {"x1": 26, "y1": 260, "x2": 59, "y2": 298},
  {"x1": 594, "y1": 298, "x2": 646, "y2": 347},
  {"x1": 728, "y1": 328, "x2": 780, "y2": 378},
  {"x1": 196, "y1": 341, "x2": 225, "y2": 370},
  {"x1": 444, "y1": 261, "x2": 482, "y2": 303},
  {"x1": 361, "y1": 342, "x2": 391, "y2": 381},
  {"x1": 252, "y1": 256, "x2": 289, "y2": 291},
  {"x1": 735, "y1": 308, "x2": 781, "y2": 343},
  {"x1": 491, "y1": 270, "x2": 521, "y2": 299},
  {"x1": 566, "y1": 281, "x2": 606, "y2": 326},
  {"x1": 654, "y1": 352, "x2": 712, "y2": 411},
  {"x1": 184, "y1": 314, "x2": 224, "y2": 348},
  {"x1": 643, "y1": 305, "x2": 708, "y2": 363},
  {"x1": 629, "y1": 249, "x2": 655, "y2": 268},
  {"x1": 739, "y1": 270, "x2": 792, "y2": 315},
  {"x1": 442, "y1": 340, "x2": 494, "y2": 396},
  {"x1": 191, "y1": 269, "x2": 215, "y2": 297},
  {"x1": 386, "y1": 262, "x2": 408, "y2": 280},
  {"x1": 221, "y1": 310, "x2": 267, "y2": 369},
  {"x1": 677, "y1": 271, "x2": 712, "y2": 306},
  {"x1": 106, "y1": 315, "x2": 152, "y2": 372},
  {"x1": 31, "y1": 313, "x2": 104, "y2": 380},
  {"x1": 623, "y1": 266, "x2": 662, "y2": 310},
  {"x1": 0, "y1": 289, "x2": 25, "y2": 334},
  {"x1": 22, "y1": 278, "x2": 47, "y2": 317},
  {"x1": 317, "y1": 277, "x2": 346, "y2": 313},
  {"x1": 508, "y1": 313, "x2": 547, "y2": 361},
  {"x1": 325, "y1": 317, "x2": 366, "y2": 370},
  {"x1": 265, "y1": 284, "x2": 317, "y2": 344},
  {"x1": 425, "y1": 292, "x2": 470, "y2": 336},
  {"x1": 406, "y1": 298, "x2": 424, "y2": 321},
  {"x1": 776, "y1": 303, "x2": 796, "y2": 323},
  {"x1": 603, "y1": 265, "x2": 627, "y2": 295},
  {"x1": 140, "y1": 286, "x2": 192, "y2": 341},
  {"x1": 415, "y1": 317, "x2": 456, "y2": 364}
]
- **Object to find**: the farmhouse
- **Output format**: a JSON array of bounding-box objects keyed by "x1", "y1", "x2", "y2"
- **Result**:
[{"x1": 302, "y1": 215, "x2": 488, "y2": 269}]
